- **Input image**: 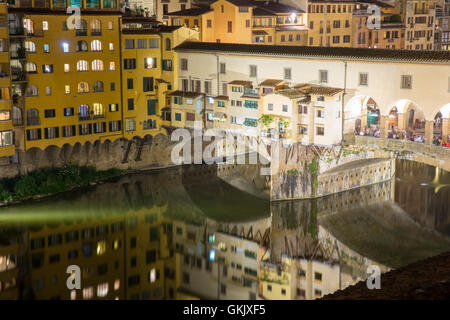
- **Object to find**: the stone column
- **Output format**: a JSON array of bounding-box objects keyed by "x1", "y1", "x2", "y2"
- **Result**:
[
  {"x1": 425, "y1": 120, "x2": 434, "y2": 145},
  {"x1": 442, "y1": 118, "x2": 449, "y2": 143},
  {"x1": 361, "y1": 109, "x2": 368, "y2": 129},
  {"x1": 380, "y1": 115, "x2": 389, "y2": 139},
  {"x1": 397, "y1": 113, "x2": 405, "y2": 138}
]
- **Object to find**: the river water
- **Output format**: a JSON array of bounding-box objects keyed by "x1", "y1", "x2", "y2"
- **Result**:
[{"x1": 0, "y1": 159, "x2": 449, "y2": 300}]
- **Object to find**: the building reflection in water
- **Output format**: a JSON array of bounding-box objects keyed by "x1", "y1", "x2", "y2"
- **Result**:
[{"x1": 0, "y1": 160, "x2": 449, "y2": 300}]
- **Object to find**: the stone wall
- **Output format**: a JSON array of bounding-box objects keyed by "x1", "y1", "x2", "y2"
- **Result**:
[{"x1": 0, "y1": 134, "x2": 177, "y2": 179}]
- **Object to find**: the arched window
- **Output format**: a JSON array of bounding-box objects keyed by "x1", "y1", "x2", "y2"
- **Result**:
[
  {"x1": 77, "y1": 60, "x2": 89, "y2": 71},
  {"x1": 93, "y1": 81, "x2": 104, "y2": 92},
  {"x1": 24, "y1": 41, "x2": 36, "y2": 53},
  {"x1": 91, "y1": 40, "x2": 102, "y2": 51},
  {"x1": 78, "y1": 104, "x2": 89, "y2": 118},
  {"x1": 78, "y1": 82, "x2": 89, "y2": 93},
  {"x1": 23, "y1": 18, "x2": 34, "y2": 34},
  {"x1": 165, "y1": 38, "x2": 171, "y2": 50},
  {"x1": 25, "y1": 85, "x2": 38, "y2": 96},
  {"x1": 91, "y1": 19, "x2": 101, "y2": 35},
  {"x1": 77, "y1": 40, "x2": 88, "y2": 52},
  {"x1": 13, "y1": 106, "x2": 23, "y2": 126},
  {"x1": 93, "y1": 103, "x2": 103, "y2": 116},
  {"x1": 25, "y1": 62, "x2": 37, "y2": 73},
  {"x1": 92, "y1": 59, "x2": 103, "y2": 71},
  {"x1": 76, "y1": 19, "x2": 87, "y2": 36},
  {"x1": 26, "y1": 108, "x2": 39, "y2": 126}
]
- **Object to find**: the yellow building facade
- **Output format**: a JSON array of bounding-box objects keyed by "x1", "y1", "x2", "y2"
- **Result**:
[{"x1": 0, "y1": 2, "x2": 14, "y2": 158}]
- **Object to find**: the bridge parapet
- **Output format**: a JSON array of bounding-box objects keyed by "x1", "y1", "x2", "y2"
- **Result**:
[{"x1": 346, "y1": 135, "x2": 450, "y2": 172}]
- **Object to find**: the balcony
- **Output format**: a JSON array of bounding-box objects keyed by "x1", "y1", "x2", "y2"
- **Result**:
[
  {"x1": 9, "y1": 27, "x2": 24, "y2": 36},
  {"x1": 78, "y1": 115, "x2": 91, "y2": 121},
  {"x1": 91, "y1": 29, "x2": 102, "y2": 36},
  {"x1": 93, "y1": 114, "x2": 105, "y2": 120},
  {"x1": 26, "y1": 29, "x2": 44, "y2": 38},
  {"x1": 76, "y1": 29, "x2": 88, "y2": 36}
]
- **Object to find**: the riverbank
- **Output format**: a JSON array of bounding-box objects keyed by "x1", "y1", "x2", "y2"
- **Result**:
[
  {"x1": 0, "y1": 165, "x2": 131, "y2": 207},
  {"x1": 323, "y1": 250, "x2": 450, "y2": 300}
]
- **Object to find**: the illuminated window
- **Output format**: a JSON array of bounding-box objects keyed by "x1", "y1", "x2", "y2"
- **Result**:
[
  {"x1": 96, "y1": 240, "x2": 106, "y2": 255},
  {"x1": 64, "y1": 64, "x2": 70, "y2": 72},
  {"x1": 65, "y1": 85, "x2": 70, "y2": 94},
  {"x1": 70, "y1": 290, "x2": 76, "y2": 300},
  {"x1": 149, "y1": 268, "x2": 156, "y2": 283},
  {"x1": 91, "y1": 40, "x2": 102, "y2": 51},
  {"x1": 24, "y1": 41, "x2": 36, "y2": 53},
  {"x1": 144, "y1": 57, "x2": 156, "y2": 69},
  {"x1": 43, "y1": 44, "x2": 49, "y2": 53},
  {"x1": 113, "y1": 239, "x2": 120, "y2": 250},
  {"x1": 109, "y1": 62, "x2": 115, "y2": 71},
  {"x1": 77, "y1": 60, "x2": 88, "y2": 71},
  {"x1": 92, "y1": 59, "x2": 103, "y2": 71},
  {"x1": 78, "y1": 82, "x2": 89, "y2": 93},
  {"x1": 218, "y1": 242, "x2": 227, "y2": 251},
  {"x1": 62, "y1": 42, "x2": 69, "y2": 53},
  {"x1": 97, "y1": 282, "x2": 108, "y2": 297},
  {"x1": 82, "y1": 287, "x2": 94, "y2": 299},
  {"x1": 42, "y1": 21, "x2": 48, "y2": 30},
  {"x1": 109, "y1": 42, "x2": 114, "y2": 51},
  {"x1": 108, "y1": 21, "x2": 113, "y2": 30},
  {"x1": 114, "y1": 279, "x2": 120, "y2": 291}
]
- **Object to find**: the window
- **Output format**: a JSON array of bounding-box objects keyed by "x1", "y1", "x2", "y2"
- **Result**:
[
  {"x1": 207, "y1": 19, "x2": 212, "y2": 28},
  {"x1": 91, "y1": 40, "x2": 102, "y2": 51},
  {"x1": 125, "y1": 118, "x2": 136, "y2": 131},
  {"x1": 110, "y1": 82, "x2": 115, "y2": 91},
  {"x1": 228, "y1": 21, "x2": 232, "y2": 33},
  {"x1": 83, "y1": 287, "x2": 94, "y2": 300},
  {"x1": 143, "y1": 77, "x2": 154, "y2": 92},
  {"x1": 137, "y1": 39, "x2": 147, "y2": 49},
  {"x1": 284, "y1": 68, "x2": 292, "y2": 80},
  {"x1": 124, "y1": 59, "x2": 136, "y2": 70},
  {"x1": 316, "y1": 108, "x2": 325, "y2": 118},
  {"x1": 125, "y1": 39, "x2": 135, "y2": 49},
  {"x1": 316, "y1": 126, "x2": 325, "y2": 135},
  {"x1": 180, "y1": 58, "x2": 188, "y2": 71},
  {"x1": 44, "y1": 44, "x2": 49, "y2": 53},
  {"x1": 401, "y1": 75, "x2": 412, "y2": 89},
  {"x1": 204, "y1": 81, "x2": 211, "y2": 94},
  {"x1": 147, "y1": 100, "x2": 156, "y2": 115},
  {"x1": 92, "y1": 59, "x2": 103, "y2": 71},
  {"x1": 162, "y1": 60, "x2": 172, "y2": 71},
  {"x1": 359, "y1": 73, "x2": 368, "y2": 86},
  {"x1": 314, "y1": 272, "x2": 322, "y2": 281},
  {"x1": 108, "y1": 21, "x2": 113, "y2": 30},
  {"x1": 128, "y1": 98, "x2": 134, "y2": 110},
  {"x1": 144, "y1": 57, "x2": 157, "y2": 69},
  {"x1": 46, "y1": 86, "x2": 51, "y2": 96},
  {"x1": 97, "y1": 283, "x2": 108, "y2": 298},
  {"x1": 0, "y1": 131, "x2": 13, "y2": 146},
  {"x1": 109, "y1": 104, "x2": 118, "y2": 112},
  {"x1": 127, "y1": 79, "x2": 133, "y2": 90},
  {"x1": 42, "y1": 64, "x2": 53, "y2": 73},
  {"x1": 64, "y1": 64, "x2": 70, "y2": 72},
  {"x1": 298, "y1": 125, "x2": 308, "y2": 135},
  {"x1": 42, "y1": 21, "x2": 48, "y2": 30},
  {"x1": 76, "y1": 41, "x2": 88, "y2": 52},
  {"x1": 175, "y1": 113, "x2": 181, "y2": 121},
  {"x1": 109, "y1": 43, "x2": 114, "y2": 51},
  {"x1": 64, "y1": 108, "x2": 74, "y2": 116},
  {"x1": 250, "y1": 65, "x2": 257, "y2": 77},
  {"x1": 77, "y1": 60, "x2": 88, "y2": 71},
  {"x1": 220, "y1": 62, "x2": 226, "y2": 74},
  {"x1": 165, "y1": 38, "x2": 171, "y2": 50},
  {"x1": 319, "y1": 70, "x2": 328, "y2": 83},
  {"x1": 78, "y1": 82, "x2": 89, "y2": 93},
  {"x1": 93, "y1": 81, "x2": 104, "y2": 93},
  {"x1": 149, "y1": 39, "x2": 158, "y2": 48},
  {"x1": 282, "y1": 104, "x2": 288, "y2": 112}
]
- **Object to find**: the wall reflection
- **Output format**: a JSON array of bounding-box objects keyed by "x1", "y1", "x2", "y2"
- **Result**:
[{"x1": 0, "y1": 160, "x2": 449, "y2": 300}]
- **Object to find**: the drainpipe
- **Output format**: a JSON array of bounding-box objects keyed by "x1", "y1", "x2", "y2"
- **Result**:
[
  {"x1": 216, "y1": 54, "x2": 220, "y2": 96},
  {"x1": 342, "y1": 60, "x2": 347, "y2": 143}
]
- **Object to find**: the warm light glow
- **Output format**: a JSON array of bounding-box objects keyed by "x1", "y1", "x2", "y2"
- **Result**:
[{"x1": 97, "y1": 240, "x2": 106, "y2": 255}]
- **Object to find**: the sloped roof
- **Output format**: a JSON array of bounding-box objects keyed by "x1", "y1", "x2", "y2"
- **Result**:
[{"x1": 174, "y1": 41, "x2": 450, "y2": 63}]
